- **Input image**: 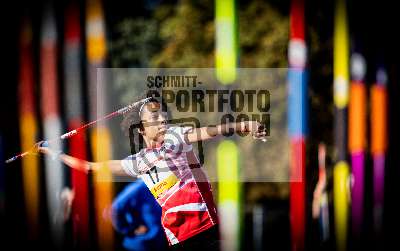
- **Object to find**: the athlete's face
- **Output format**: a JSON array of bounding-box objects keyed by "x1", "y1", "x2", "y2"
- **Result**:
[{"x1": 140, "y1": 102, "x2": 168, "y2": 144}]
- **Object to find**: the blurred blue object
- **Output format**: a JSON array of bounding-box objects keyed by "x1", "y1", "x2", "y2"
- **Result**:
[
  {"x1": 288, "y1": 69, "x2": 308, "y2": 137},
  {"x1": 111, "y1": 180, "x2": 167, "y2": 251}
]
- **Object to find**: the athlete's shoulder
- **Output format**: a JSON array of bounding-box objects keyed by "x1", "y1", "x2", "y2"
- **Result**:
[
  {"x1": 165, "y1": 126, "x2": 193, "y2": 147},
  {"x1": 167, "y1": 125, "x2": 193, "y2": 133},
  {"x1": 122, "y1": 153, "x2": 140, "y2": 162},
  {"x1": 120, "y1": 153, "x2": 141, "y2": 177}
]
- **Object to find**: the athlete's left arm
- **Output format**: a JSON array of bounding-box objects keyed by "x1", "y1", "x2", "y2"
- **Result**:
[
  {"x1": 33, "y1": 145, "x2": 132, "y2": 176},
  {"x1": 185, "y1": 120, "x2": 267, "y2": 143}
]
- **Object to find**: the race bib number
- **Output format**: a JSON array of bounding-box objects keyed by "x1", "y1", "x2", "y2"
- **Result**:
[{"x1": 149, "y1": 172, "x2": 179, "y2": 199}]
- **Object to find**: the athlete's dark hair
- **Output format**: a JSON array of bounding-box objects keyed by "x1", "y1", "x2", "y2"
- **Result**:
[{"x1": 120, "y1": 92, "x2": 169, "y2": 154}]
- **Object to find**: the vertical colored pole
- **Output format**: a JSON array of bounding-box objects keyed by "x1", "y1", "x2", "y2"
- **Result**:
[
  {"x1": 217, "y1": 140, "x2": 241, "y2": 251},
  {"x1": 216, "y1": 1, "x2": 240, "y2": 250},
  {"x1": 333, "y1": 0, "x2": 350, "y2": 250},
  {"x1": 40, "y1": 3, "x2": 65, "y2": 246},
  {"x1": 288, "y1": 0, "x2": 307, "y2": 250},
  {"x1": 86, "y1": 0, "x2": 114, "y2": 249},
  {"x1": 64, "y1": 1, "x2": 90, "y2": 248},
  {"x1": 370, "y1": 68, "x2": 387, "y2": 239},
  {"x1": 215, "y1": 0, "x2": 238, "y2": 84},
  {"x1": 18, "y1": 17, "x2": 40, "y2": 239},
  {"x1": 348, "y1": 53, "x2": 366, "y2": 240}
]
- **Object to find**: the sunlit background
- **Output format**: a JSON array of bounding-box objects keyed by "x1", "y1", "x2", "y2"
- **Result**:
[{"x1": 1, "y1": 0, "x2": 400, "y2": 250}]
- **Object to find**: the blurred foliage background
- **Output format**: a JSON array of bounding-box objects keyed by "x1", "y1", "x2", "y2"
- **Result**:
[{"x1": 107, "y1": 0, "x2": 332, "y2": 204}]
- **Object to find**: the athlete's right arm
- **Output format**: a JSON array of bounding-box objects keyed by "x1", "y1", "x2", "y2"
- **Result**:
[{"x1": 36, "y1": 146, "x2": 132, "y2": 177}]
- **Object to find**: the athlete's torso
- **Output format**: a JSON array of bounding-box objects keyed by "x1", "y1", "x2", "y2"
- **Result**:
[{"x1": 121, "y1": 126, "x2": 218, "y2": 245}]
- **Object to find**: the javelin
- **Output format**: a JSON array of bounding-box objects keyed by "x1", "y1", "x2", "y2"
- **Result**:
[{"x1": 5, "y1": 97, "x2": 152, "y2": 164}]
